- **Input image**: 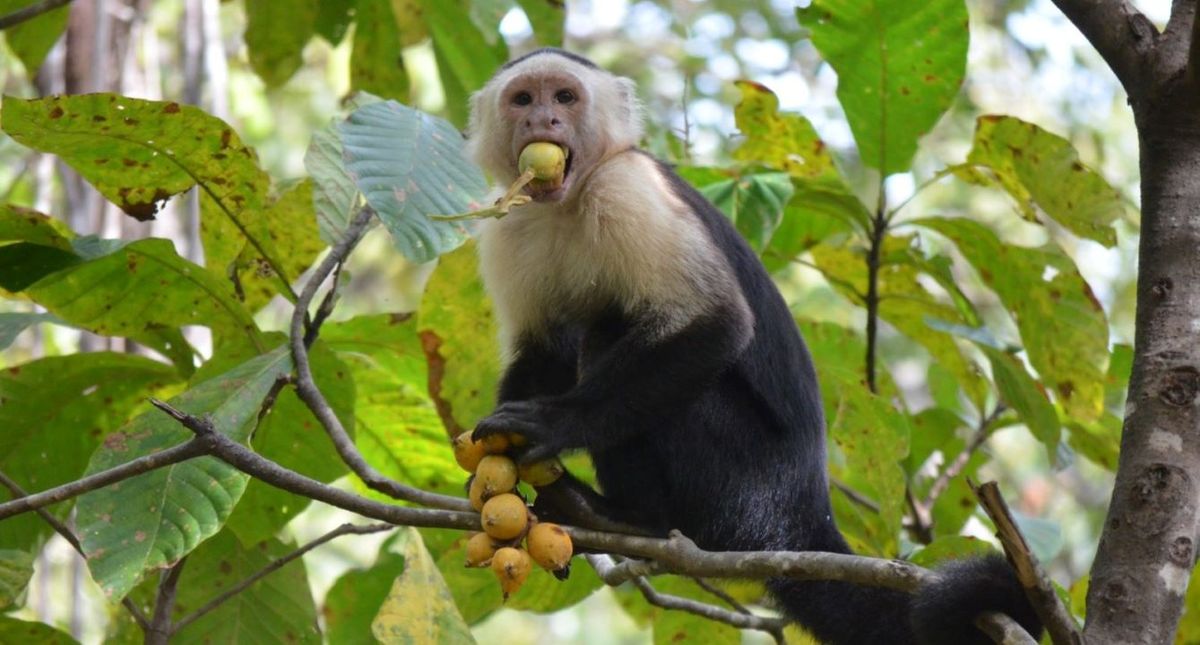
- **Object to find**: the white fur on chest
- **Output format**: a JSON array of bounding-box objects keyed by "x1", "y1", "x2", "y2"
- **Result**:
[{"x1": 477, "y1": 152, "x2": 736, "y2": 356}]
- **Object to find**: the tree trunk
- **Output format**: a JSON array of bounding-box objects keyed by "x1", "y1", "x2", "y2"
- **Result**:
[{"x1": 1084, "y1": 85, "x2": 1200, "y2": 644}]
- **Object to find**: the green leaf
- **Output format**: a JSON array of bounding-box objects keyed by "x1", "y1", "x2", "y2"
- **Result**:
[
  {"x1": 680, "y1": 167, "x2": 793, "y2": 253},
  {"x1": 325, "y1": 547, "x2": 406, "y2": 645},
  {"x1": 0, "y1": 354, "x2": 178, "y2": 553},
  {"x1": 811, "y1": 236, "x2": 986, "y2": 405},
  {"x1": 0, "y1": 0, "x2": 70, "y2": 73},
  {"x1": 431, "y1": 530, "x2": 601, "y2": 623},
  {"x1": 420, "y1": 0, "x2": 507, "y2": 122},
  {"x1": 0, "y1": 312, "x2": 60, "y2": 350},
  {"x1": 371, "y1": 528, "x2": 474, "y2": 644},
  {"x1": 958, "y1": 115, "x2": 1126, "y2": 246},
  {"x1": 170, "y1": 530, "x2": 320, "y2": 644},
  {"x1": 803, "y1": 322, "x2": 909, "y2": 555},
  {"x1": 1, "y1": 95, "x2": 268, "y2": 224},
  {"x1": 1174, "y1": 568, "x2": 1200, "y2": 644},
  {"x1": 244, "y1": 0, "x2": 318, "y2": 87},
  {"x1": 315, "y1": 0, "x2": 355, "y2": 44},
  {"x1": 323, "y1": 314, "x2": 463, "y2": 497},
  {"x1": 516, "y1": 0, "x2": 565, "y2": 46},
  {"x1": 226, "y1": 341, "x2": 354, "y2": 544},
  {"x1": 909, "y1": 535, "x2": 995, "y2": 567},
  {"x1": 732, "y1": 81, "x2": 868, "y2": 266},
  {"x1": 796, "y1": 0, "x2": 968, "y2": 175},
  {"x1": 224, "y1": 179, "x2": 324, "y2": 312},
  {"x1": 0, "y1": 242, "x2": 81, "y2": 292},
  {"x1": 351, "y1": 0, "x2": 410, "y2": 101},
  {"x1": 0, "y1": 549, "x2": 34, "y2": 609},
  {"x1": 1067, "y1": 413, "x2": 1121, "y2": 471},
  {"x1": 76, "y1": 348, "x2": 292, "y2": 600},
  {"x1": 22, "y1": 237, "x2": 260, "y2": 348},
  {"x1": 0, "y1": 204, "x2": 73, "y2": 249},
  {"x1": 982, "y1": 347, "x2": 1061, "y2": 459},
  {"x1": 0, "y1": 617, "x2": 77, "y2": 644},
  {"x1": 417, "y1": 241, "x2": 501, "y2": 433},
  {"x1": 340, "y1": 101, "x2": 487, "y2": 263},
  {"x1": 614, "y1": 576, "x2": 740, "y2": 644},
  {"x1": 1011, "y1": 510, "x2": 1063, "y2": 562},
  {"x1": 305, "y1": 118, "x2": 368, "y2": 245},
  {"x1": 916, "y1": 216, "x2": 1109, "y2": 421}
]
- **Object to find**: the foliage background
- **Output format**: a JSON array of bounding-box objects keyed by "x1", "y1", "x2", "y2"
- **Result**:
[{"x1": 0, "y1": 0, "x2": 1171, "y2": 642}]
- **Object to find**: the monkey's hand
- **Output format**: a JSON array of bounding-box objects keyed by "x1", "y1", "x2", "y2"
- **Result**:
[{"x1": 472, "y1": 399, "x2": 580, "y2": 464}]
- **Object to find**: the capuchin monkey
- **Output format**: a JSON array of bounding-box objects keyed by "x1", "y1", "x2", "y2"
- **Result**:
[{"x1": 467, "y1": 48, "x2": 1042, "y2": 645}]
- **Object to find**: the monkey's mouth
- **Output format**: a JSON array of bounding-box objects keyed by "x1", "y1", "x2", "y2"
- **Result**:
[{"x1": 522, "y1": 143, "x2": 574, "y2": 202}]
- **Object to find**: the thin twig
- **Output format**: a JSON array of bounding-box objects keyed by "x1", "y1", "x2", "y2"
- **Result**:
[
  {"x1": 973, "y1": 481, "x2": 1083, "y2": 645},
  {"x1": 587, "y1": 554, "x2": 786, "y2": 643},
  {"x1": 832, "y1": 477, "x2": 881, "y2": 514},
  {"x1": 692, "y1": 577, "x2": 751, "y2": 615},
  {"x1": 922, "y1": 405, "x2": 1005, "y2": 509},
  {"x1": 150, "y1": 399, "x2": 480, "y2": 531},
  {"x1": 145, "y1": 558, "x2": 187, "y2": 645},
  {"x1": 864, "y1": 191, "x2": 888, "y2": 393},
  {"x1": 287, "y1": 206, "x2": 471, "y2": 511},
  {"x1": 0, "y1": 438, "x2": 210, "y2": 520},
  {"x1": 976, "y1": 610, "x2": 1040, "y2": 645},
  {"x1": 0, "y1": 0, "x2": 73, "y2": 29},
  {"x1": 0, "y1": 470, "x2": 150, "y2": 631},
  {"x1": 172, "y1": 522, "x2": 393, "y2": 634}
]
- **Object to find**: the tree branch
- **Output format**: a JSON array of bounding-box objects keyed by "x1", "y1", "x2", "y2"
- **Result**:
[
  {"x1": 692, "y1": 576, "x2": 752, "y2": 615},
  {"x1": 149, "y1": 399, "x2": 480, "y2": 531},
  {"x1": 974, "y1": 481, "x2": 1082, "y2": 645},
  {"x1": 0, "y1": 437, "x2": 210, "y2": 521},
  {"x1": 0, "y1": 0, "x2": 73, "y2": 30},
  {"x1": 171, "y1": 522, "x2": 393, "y2": 634},
  {"x1": 975, "y1": 611, "x2": 1040, "y2": 645},
  {"x1": 286, "y1": 206, "x2": 471, "y2": 512},
  {"x1": 0, "y1": 470, "x2": 150, "y2": 631},
  {"x1": 151, "y1": 399, "x2": 939, "y2": 591},
  {"x1": 145, "y1": 558, "x2": 187, "y2": 645},
  {"x1": 1048, "y1": 0, "x2": 1157, "y2": 94},
  {"x1": 586, "y1": 555, "x2": 788, "y2": 643}
]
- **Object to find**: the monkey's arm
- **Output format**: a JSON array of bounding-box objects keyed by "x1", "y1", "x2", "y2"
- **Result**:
[{"x1": 475, "y1": 302, "x2": 751, "y2": 462}]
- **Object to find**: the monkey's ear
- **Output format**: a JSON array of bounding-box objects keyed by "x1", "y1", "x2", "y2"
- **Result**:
[{"x1": 614, "y1": 76, "x2": 645, "y2": 141}]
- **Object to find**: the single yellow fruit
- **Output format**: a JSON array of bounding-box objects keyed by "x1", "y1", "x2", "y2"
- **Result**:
[
  {"x1": 526, "y1": 522, "x2": 573, "y2": 571},
  {"x1": 468, "y1": 475, "x2": 488, "y2": 511},
  {"x1": 491, "y1": 547, "x2": 532, "y2": 599},
  {"x1": 452, "y1": 433, "x2": 487, "y2": 473},
  {"x1": 507, "y1": 432, "x2": 528, "y2": 447},
  {"x1": 465, "y1": 532, "x2": 497, "y2": 567},
  {"x1": 480, "y1": 433, "x2": 510, "y2": 455},
  {"x1": 480, "y1": 493, "x2": 529, "y2": 540},
  {"x1": 518, "y1": 458, "x2": 565, "y2": 487},
  {"x1": 475, "y1": 455, "x2": 519, "y2": 497},
  {"x1": 519, "y1": 142, "x2": 567, "y2": 181}
]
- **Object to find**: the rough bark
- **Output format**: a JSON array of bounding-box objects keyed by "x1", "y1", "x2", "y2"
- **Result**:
[
  {"x1": 1047, "y1": 1, "x2": 1200, "y2": 642},
  {"x1": 1084, "y1": 86, "x2": 1200, "y2": 645}
]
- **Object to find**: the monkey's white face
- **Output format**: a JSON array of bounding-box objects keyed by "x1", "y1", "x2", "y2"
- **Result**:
[
  {"x1": 498, "y1": 70, "x2": 596, "y2": 202},
  {"x1": 468, "y1": 53, "x2": 644, "y2": 205}
]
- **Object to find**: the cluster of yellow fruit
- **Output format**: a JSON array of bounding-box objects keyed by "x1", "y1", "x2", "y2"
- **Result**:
[{"x1": 452, "y1": 432, "x2": 574, "y2": 599}]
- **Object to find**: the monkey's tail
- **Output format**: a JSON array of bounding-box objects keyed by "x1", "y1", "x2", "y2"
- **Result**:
[{"x1": 767, "y1": 554, "x2": 1043, "y2": 645}]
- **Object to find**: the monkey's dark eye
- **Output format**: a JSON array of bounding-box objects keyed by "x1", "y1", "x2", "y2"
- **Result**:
[
  {"x1": 512, "y1": 92, "x2": 533, "y2": 106},
  {"x1": 555, "y1": 89, "x2": 576, "y2": 104}
]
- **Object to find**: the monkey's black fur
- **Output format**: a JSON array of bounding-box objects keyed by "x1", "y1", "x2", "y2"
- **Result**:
[{"x1": 472, "y1": 51, "x2": 1043, "y2": 644}]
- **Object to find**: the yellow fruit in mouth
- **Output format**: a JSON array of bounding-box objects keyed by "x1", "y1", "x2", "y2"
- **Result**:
[{"x1": 518, "y1": 142, "x2": 567, "y2": 183}]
